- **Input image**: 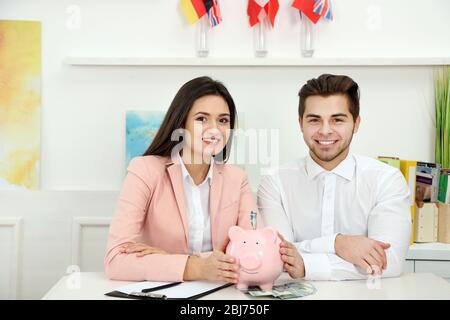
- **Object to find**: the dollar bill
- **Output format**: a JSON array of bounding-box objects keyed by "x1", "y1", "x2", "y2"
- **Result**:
[
  {"x1": 246, "y1": 282, "x2": 316, "y2": 299},
  {"x1": 246, "y1": 288, "x2": 274, "y2": 297}
]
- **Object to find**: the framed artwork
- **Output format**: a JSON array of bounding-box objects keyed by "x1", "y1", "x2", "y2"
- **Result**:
[
  {"x1": 125, "y1": 110, "x2": 165, "y2": 169},
  {"x1": 0, "y1": 20, "x2": 41, "y2": 190}
]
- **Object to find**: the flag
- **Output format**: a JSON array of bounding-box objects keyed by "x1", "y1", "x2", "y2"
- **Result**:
[
  {"x1": 204, "y1": 0, "x2": 222, "y2": 27},
  {"x1": 291, "y1": 0, "x2": 321, "y2": 24},
  {"x1": 247, "y1": 0, "x2": 279, "y2": 27},
  {"x1": 180, "y1": 0, "x2": 207, "y2": 25},
  {"x1": 313, "y1": 0, "x2": 333, "y2": 20}
]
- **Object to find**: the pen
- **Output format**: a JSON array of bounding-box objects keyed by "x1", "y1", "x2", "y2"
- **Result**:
[
  {"x1": 142, "y1": 282, "x2": 181, "y2": 293},
  {"x1": 129, "y1": 291, "x2": 167, "y2": 299}
]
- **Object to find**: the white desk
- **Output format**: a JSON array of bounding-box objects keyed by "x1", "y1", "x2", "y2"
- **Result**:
[{"x1": 43, "y1": 272, "x2": 450, "y2": 300}]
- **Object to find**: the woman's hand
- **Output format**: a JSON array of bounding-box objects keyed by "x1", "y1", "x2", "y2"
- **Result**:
[
  {"x1": 119, "y1": 243, "x2": 168, "y2": 257},
  {"x1": 184, "y1": 250, "x2": 239, "y2": 283}
]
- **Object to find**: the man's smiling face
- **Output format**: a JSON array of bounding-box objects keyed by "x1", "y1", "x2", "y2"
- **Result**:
[{"x1": 300, "y1": 94, "x2": 360, "y2": 169}]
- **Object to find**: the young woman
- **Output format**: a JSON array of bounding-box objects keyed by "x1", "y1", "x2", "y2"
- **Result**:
[{"x1": 104, "y1": 76, "x2": 260, "y2": 283}]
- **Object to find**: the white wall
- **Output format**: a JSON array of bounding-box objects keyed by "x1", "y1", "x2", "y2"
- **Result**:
[
  {"x1": 0, "y1": 191, "x2": 117, "y2": 299},
  {"x1": 0, "y1": 0, "x2": 449, "y2": 299}
]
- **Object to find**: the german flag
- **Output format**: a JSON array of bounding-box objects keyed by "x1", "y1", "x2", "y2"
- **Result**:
[{"x1": 180, "y1": 0, "x2": 207, "y2": 25}]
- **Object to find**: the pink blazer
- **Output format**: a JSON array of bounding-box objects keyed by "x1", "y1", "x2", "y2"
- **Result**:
[{"x1": 104, "y1": 155, "x2": 261, "y2": 282}]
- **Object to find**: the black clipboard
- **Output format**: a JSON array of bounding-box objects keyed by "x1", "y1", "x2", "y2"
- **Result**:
[{"x1": 105, "y1": 282, "x2": 233, "y2": 300}]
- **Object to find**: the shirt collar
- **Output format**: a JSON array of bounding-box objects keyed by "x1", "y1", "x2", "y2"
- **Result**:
[
  {"x1": 179, "y1": 154, "x2": 214, "y2": 186},
  {"x1": 305, "y1": 153, "x2": 355, "y2": 181},
  {"x1": 332, "y1": 153, "x2": 355, "y2": 181},
  {"x1": 305, "y1": 155, "x2": 325, "y2": 181}
]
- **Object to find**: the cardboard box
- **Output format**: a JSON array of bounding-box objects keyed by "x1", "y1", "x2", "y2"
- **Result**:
[
  {"x1": 438, "y1": 202, "x2": 450, "y2": 243},
  {"x1": 414, "y1": 203, "x2": 439, "y2": 242}
]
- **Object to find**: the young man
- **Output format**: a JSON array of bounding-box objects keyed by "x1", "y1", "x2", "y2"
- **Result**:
[{"x1": 257, "y1": 74, "x2": 411, "y2": 280}]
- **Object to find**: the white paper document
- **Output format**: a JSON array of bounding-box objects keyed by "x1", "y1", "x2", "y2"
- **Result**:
[
  {"x1": 116, "y1": 281, "x2": 173, "y2": 295},
  {"x1": 151, "y1": 281, "x2": 227, "y2": 299},
  {"x1": 115, "y1": 280, "x2": 228, "y2": 299}
]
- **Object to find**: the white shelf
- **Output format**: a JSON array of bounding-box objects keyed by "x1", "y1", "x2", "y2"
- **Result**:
[
  {"x1": 65, "y1": 56, "x2": 450, "y2": 67},
  {"x1": 407, "y1": 243, "x2": 450, "y2": 261}
]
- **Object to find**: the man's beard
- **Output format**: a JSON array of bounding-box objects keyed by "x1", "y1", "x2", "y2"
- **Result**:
[{"x1": 309, "y1": 134, "x2": 354, "y2": 163}]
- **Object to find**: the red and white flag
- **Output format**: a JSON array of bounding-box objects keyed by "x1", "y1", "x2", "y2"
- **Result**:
[
  {"x1": 291, "y1": 0, "x2": 321, "y2": 24},
  {"x1": 247, "y1": 0, "x2": 279, "y2": 27}
]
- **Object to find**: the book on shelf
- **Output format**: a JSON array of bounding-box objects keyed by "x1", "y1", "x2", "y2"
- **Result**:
[
  {"x1": 415, "y1": 162, "x2": 441, "y2": 203},
  {"x1": 438, "y1": 169, "x2": 450, "y2": 204}
]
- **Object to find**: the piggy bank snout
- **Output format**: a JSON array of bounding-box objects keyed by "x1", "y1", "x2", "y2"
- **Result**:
[{"x1": 240, "y1": 253, "x2": 262, "y2": 270}]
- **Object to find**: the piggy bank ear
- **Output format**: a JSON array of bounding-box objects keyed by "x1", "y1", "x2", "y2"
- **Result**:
[
  {"x1": 228, "y1": 226, "x2": 245, "y2": 241},
  {"x1": 261, "y1": 227, "x2": 277, "y2": 243}
]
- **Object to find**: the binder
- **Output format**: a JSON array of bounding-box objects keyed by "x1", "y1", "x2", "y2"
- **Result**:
[
  {"x1": 105, "y1": 281, "x2": 232, "y2": 300},
  {"x1": 416, "y1": 161, "x2": 441, "y2": 203},
  {"x1": 377, "y1": 156, "x2": 401, "y2": 169},
  {"x1": 400, "y1": 160, "x2": 417, "y2": 244}
]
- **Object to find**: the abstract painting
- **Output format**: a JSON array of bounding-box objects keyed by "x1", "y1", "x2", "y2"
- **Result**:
[
  {"x1": 0, "y1": 20, "x2": 41, "y2": 190},
  {"x1": 125, "y1": 110, "x2": 165, "y2": 169}
]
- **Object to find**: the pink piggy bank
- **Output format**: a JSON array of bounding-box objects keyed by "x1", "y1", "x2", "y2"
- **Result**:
[{"x1": 226, "y1": 226, "x2": 283, "y2": 291}]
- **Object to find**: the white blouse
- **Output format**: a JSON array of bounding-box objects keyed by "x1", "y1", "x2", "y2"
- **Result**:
[{"x1": 179, "y1": 157, "x2": 214, "y2": 254}]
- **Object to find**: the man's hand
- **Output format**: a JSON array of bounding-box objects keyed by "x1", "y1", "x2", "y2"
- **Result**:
[
  {"x1": 335, "y1": 234, "x2": 390, "y2": 275},
  {"x1": 279, "y1": 234, "x2": 305, "y2": 279}
]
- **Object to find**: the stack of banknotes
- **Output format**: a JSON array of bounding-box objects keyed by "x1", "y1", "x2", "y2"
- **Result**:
[{"x1": 246, "y1": 282, "x2": 317, "y2": 299}]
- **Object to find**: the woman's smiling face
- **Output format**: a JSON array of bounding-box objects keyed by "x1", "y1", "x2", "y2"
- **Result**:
[{"x1": 183, "y1": 95, "x2": 231, "y2": 163}]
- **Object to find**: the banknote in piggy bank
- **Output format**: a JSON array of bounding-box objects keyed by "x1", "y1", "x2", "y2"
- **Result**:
[{"x1": 226, "y1": 226, "x2": 283, "y2": 290}]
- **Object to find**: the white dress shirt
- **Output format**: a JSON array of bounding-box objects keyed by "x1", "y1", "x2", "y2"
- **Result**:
[
  {"x1": 180, "y1": 157, "x2": 213, "y2": 255},
  {"x1": 257, "y1": 153, "x2": 411, "y2": 281}
]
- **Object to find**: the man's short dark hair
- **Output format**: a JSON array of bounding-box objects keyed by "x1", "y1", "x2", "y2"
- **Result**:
[{"x1": 298, "y1": 74, "x2": 360, "y2": 121}]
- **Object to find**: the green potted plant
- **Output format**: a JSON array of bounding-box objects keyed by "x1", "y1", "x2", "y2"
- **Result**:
[
  {"x1": 435, "y1": 67, "x2": 450, "y2": 168},
  {"x1": 435, "y1": 66, "x2": 450, "y2": 244}
]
